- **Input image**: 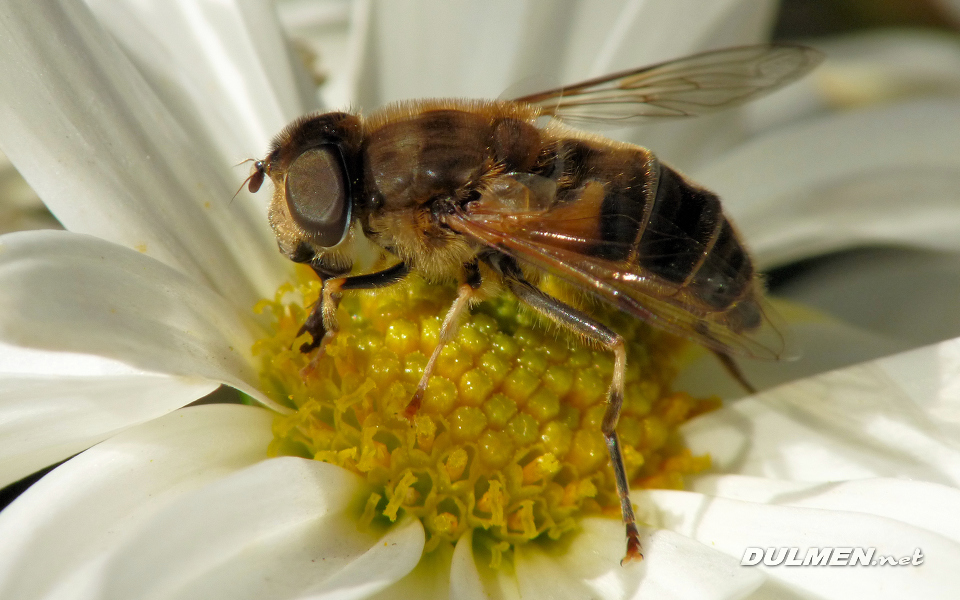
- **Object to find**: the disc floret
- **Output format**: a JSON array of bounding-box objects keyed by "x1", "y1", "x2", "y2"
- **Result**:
[{"x1": 254, "y1": 268, "x2": 716, "y2": 566}]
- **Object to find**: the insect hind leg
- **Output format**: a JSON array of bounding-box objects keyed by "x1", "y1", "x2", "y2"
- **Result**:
[
  {"x1": 497, "y1": 259, "x2": 643, "y2": 564},
  {"x1": 711, "y1": 349, "x2": 757, "y2": 394}
]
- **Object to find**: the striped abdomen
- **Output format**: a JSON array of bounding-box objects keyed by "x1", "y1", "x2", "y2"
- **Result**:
[{"x1": 531, "y1": 137, "x2": 756, "y2": 322}]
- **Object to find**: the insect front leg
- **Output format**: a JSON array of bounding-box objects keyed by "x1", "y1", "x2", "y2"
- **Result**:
[
  {"x1": 498, "y1": 261, "x2": 643, "y2": 565},
  {"x1": 299, "y1": 278, "x2": 344, "y2": 376},
  {"x1": 404, "y1": 261, "x2": 482, "y2": 419},
  {"x1": 299, "y1": 262, "x2": 410, "y2": 375}
]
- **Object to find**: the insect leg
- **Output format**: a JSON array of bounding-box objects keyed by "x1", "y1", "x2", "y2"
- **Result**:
[
  {"x1": 711, "y1": 350, "x2": 757, "y2": 394},
  {"x1": 500, "y1": 266, "x2": 642, "y2": 565},
  {"x1": 299, "y1": 262, "x2": 409, "y2": 374},
  {"x1": 404, "y1": 262, "x2": 482, "y2": 419}
]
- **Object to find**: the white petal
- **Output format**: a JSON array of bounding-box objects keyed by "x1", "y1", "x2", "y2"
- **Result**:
[
  {"x1": 642, "y1": 489, "x2": 960, "y2": 599},
  {"x1": 514, "y1": 520, "x2": 763, "y2": 600},
  {"x1": 297, "y1": 519, "x2": 425, "y2": 600},
  {"x1": 746, "y1": 30, "x2": 960, "y2": 132},
  {"x1": 683, "y1": 337, "x2": 960, "y2": 484},
  {"x1": 676, "y1": 304, "x2": 909, "y2": 399},
  {"x1": 0, "y1": 230, "x2": 284, "y2": 411},
  {"x1": 359, "y1": 0, "x2": 775, "y2": 105},
  {"x1": 0, "y1": 340, "x2": 164, "y2": 377},
  {"x1": 0, "y1": 404, "x2": 274, "y2": 600},
  {"x1": 72, "y1": 459, "x2": 422, "y2": 600},
  {"x1": 85, "y1": 0, "x2": 318, "y2": 163},
  {"x1": 364, "y1": 543, "x2": 456, "y2": 600},
  {"x1": 0, "y1": 372, "x2": 216, "y2": 487},
  {"x1": 0, "y1": 0, "x2": 291, "y2": 310},
  {"x1": 629, "y1": 530, "x2": 764, "y2": 600},
  {"x1": 694, "y1": 99, "x2": 960, "y2": 269},
  {"x1": 571, "y1": 0, "x2": 779, "y2": 170},
  {"x1": 0, "y1": 149, "x2": 54, "y2": 235},
  {"x1": 690, "y1": 475, "x2": 960, "y2": 545},
  {"x1": 571, "y1": 0, "x2": 777, "y2": 77},
  {"x1": 771, "y1": 248, "x2": 960, "y2": 349},
  {"x1": 357, "y1": 0, "x2": 555, "y2": 104},
  {"x1": 354, "y1": 0, "x2": 776, "y2": 171},
  {"x1": 277, "y1": 0, "x2": 361, "y2": 110},
  {"x1": 449, "y1": 530, "x2": 521, "y2": 600},
  {"x1": 449, "y1": 532, "x2": 488, "y2": 600}
]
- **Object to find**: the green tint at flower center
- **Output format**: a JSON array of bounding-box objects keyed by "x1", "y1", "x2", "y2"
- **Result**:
[{"x1": 254, "y1": 268, "x2": 715, "y2": 564}]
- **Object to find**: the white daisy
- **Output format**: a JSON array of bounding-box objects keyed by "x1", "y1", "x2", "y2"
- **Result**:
[{"x1": 1, "y1": 1, "x2": 960, "y2": 599}]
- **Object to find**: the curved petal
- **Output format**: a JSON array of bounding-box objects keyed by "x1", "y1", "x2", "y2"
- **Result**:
[
  {"x1": 0, "y1": 369, "x2": 216, "y2": 488},
  {"x1": 641, "y1": 488, "x2": 960, "y2": 599},
  {"x1": 682, "y1": 336, "x2": 960, "y2": 485},
  {"x1": 746, "y1": 30, "x2": 960, "y2": 133},
  {"x1": 0, "y1": 340, "x2": 165, "y2": 378},
  {"x1": 364, "y1": 542, "x2": 456, "y2": 600},
  {"x1": 0, "y1": 404, "x2": 274, "y2": 600},
  {"x1": 694, "y1": 99, "x2": 960, "y2": 269},
  {"x1": 0, "y1": 150, "x2": 54, "y2": 235},
  {"x1": 73, "y1": 459, "x2": 421, "y2": 600},
  {"x1": 0, "y1": 230, "x2": 284, "y2": 411},
  {"x1": 85, "y1": 0, "x2": 318, "y2": 163},
  {"x1": 449, "y1": 533, "x2": 488, "y2": 600},
  {"x1": 689, "y1": 476, "x2": 960, "y2": 545},
  {"x1": 569, "y1": 0, "x2": 779, "y2": 171},
  {"x1": 513, "y1": 520, "x2": 764, "y2": 600},
  {"x1": 573, "y1": 0, "x2": 777, "y2": 77},
  {"x1": 449, "y1": 530, "x2": 520, "y2": 600},
  {"x1": 0, "y1": 0, "x2": 291, "y2": 310},
  {"x1": 676, "y1": 303, "x2": 909, "y2": 399},
  {"x1": 277, "y1": 0, "x2": 360, "y2": 109},
  {"x1": 770, "y1": 248, "x2": 960, "y2": 349},
  {"x1": 297, "y1": 518, "x2": 425, "y2": 600},
  {"x1": 359, "y1": 0, "x2": 570, "y2": 104},
  {"x1": 354, "y1": 0, "x2": 777, "y2": 173},
  {"x1": 357, "y1": 0, "x2": 775, "y2": 103}
]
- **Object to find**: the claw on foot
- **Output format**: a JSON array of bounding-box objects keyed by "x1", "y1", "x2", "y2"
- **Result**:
[
  {"x1": 403, "y1": 389, "x2": 423, "y2": 421},
  {"x1": 299, "y1": 348, "x2": 325, "y2": 378},
  {"x1": 620, "y1": 525, "x2": 644, "y2": 566},
  {"x1": 621, "y1": 546, "x2": 644, "y2": 566}
]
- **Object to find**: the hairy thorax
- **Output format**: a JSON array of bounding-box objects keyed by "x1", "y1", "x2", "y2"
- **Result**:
[{"x1": 358, "y1": 100, "x2": 544, "y2": 281}]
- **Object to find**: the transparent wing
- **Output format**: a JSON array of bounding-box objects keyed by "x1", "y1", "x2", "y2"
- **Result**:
[
  {"x1": 444, "y1": 198, "x2": 786, "y2": 360},
  {"x1": 513, "y1": 44, "x2": 823, "y2": 123}
]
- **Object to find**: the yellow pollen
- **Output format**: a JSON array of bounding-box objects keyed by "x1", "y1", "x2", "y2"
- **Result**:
[{"x1": 253, "y1": 266, "x2": 718, "y2": 564}]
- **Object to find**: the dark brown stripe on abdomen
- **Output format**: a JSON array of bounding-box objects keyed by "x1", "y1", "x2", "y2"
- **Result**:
[
  {"x1": 637, "y1": 165, "x2": 722, "y2": 285},
  {"x1": 594, "y1": 177, "x2": 648, "y2": 262},
  {"x1": 688, "y1": 219, "x2": 754, "y2": 309}
]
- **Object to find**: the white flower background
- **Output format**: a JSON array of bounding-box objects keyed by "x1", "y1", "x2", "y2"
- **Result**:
[{"x1": 2, "y1": 0, "x2": 960, "y2": 598}]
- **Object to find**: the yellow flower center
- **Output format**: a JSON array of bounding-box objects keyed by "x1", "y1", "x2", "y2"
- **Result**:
[{"x1": 253, "y1": 267, "x2": 716, "y2": 566}]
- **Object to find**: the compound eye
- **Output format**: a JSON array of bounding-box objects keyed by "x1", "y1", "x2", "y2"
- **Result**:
[{"x1": 284, "y1": 146, "x2": 350, "y2": 248}]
